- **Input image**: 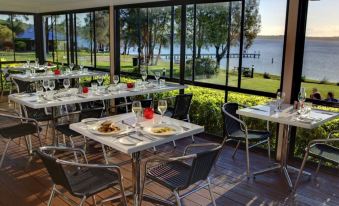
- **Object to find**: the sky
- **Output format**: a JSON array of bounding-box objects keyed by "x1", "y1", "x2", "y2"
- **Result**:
[{"x1": 259, "y1": 0, "x2": 339, "y2": 37}]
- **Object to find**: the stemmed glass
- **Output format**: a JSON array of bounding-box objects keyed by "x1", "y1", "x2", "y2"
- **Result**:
[
  {"x1": 298, "y1": 87, "x2": 307, "y2": 113},
  {"x1": 49, "y1": 80, "x2": 55, "y2": 91},
  {"x1": 36, "y1": 82, "x2": 44, "y2": 102},
  {"x1": 97, "y1": 76, "x2": 104, "y2": 86},
  {"x1": 154, "y1": 72, "x2": 161, "y2": 85},
  {"x1": 141, "y1": 70, "x2": 147, "y2": 82},
  {"x1": 43, "y1": 79, "x2": 49, "y2": 92},
  {"x1": 69, "y1": 63, "x2": 74, "y2": 71},
  {"x1": 63, "y1": 79, "x2": 70, "y2": 91},
  {"x1": 132, "y1": 101, "x2": 142, "y2": 126},
  {"x1": 157, "y1": 99, "x2": 167, "y2": 123},
  {"x1": 80, "y1": 65, "x2": 84, "y2": 73},
  {"x1": 113, "y1": 75, "x2": 120, "y2": 85}
]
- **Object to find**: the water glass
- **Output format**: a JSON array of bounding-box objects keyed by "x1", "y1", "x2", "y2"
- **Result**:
[
  {"x1": 97, "y1": 76, "x2": 103, "y2": 86},
  {"x1": 158, "y1": 100, "x2": 167, "y2": 123},
  {"x1": 36, "y1": 84, "x2": 44, "y2": 102},
  {"x1": 91, "y1": 82, "x2": 98, "y2": 93},
  {"x1": 113, "y1": 75, "x2": 120, "y2": 85},
  {"x1": 83, "y1": 67, "x2": 88, "y2": 73},
  {"x1": 159, "y1": 79, "x2": 166, "y2": 87},
  {"x1": 49, "y1": 80, "x2": 55, "y2": 91},
  {"x1": 132, "y1": 101, "x2": 143, "y2": 124},
  {"x1": 63, "y1": 79, "x2": 70, "y2": 90},
  {"x1": 25, "y1": 69, "x2": 31, "y2": 76},
  {"x1": 275, "y1": 91, "x2": 285, "y2": 111}
]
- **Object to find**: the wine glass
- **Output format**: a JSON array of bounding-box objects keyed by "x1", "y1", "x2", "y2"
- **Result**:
[
  {"x1": 63, "y1": 79, "x2": 70, "y2": 90},
  {"x1": 80, "y1": 65, "x2": 84, "y2": 73},
  {"x1": 141, "y1": 70, "x2": 147, "y2": 82},
  {"x1": 154, "y1": 71, "x2": 161, "y2": 85},
  {"x1": 69, "y1": 63, "x2": 74, "y2": 71},
  {"x1": 48, "y1": 80, "x2": 55, "y2": 91},
  {"x1": 97, "y1": 76, "x2": 104, "y2": 86},
  {"x1": 132, "y1": 101, "x2": 142, "y2": 125},
  {"x1": 113, "y1": 75, "x2": 120, "y2": 85},
  {"x1": 298, "y1": 87, "x2": 307, "y2": 113},
  {"x1": 157, "y1": 100, "x2": 167, "y2": 123},
  {"x1": 36, "y1": 82, "x2": 44, "y2": 102},
  {"x1": 43, "y1": 79, "x2": 49, "y2": 92}
]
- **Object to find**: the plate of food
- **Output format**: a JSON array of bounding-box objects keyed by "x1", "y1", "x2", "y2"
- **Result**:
[
  {"x1": 89, "y1": 120, "x2": 127, "y2": 136},
  {"x1": 143, "y1": 124, "x2": 182, "y2": 137}
]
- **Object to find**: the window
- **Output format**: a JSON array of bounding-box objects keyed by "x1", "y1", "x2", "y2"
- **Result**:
[
  {"x1": 95, "y1": 10, "x2": 110, "y2": 69},
  {"x1": 240, "y1": 0, "x2": 287, "y2": 93},
  {"x1": 43, "y1": 14, "x2": 69, "y2": 64},
  {"x1": 75, "y1": 12, "x2": 94, "y2": 67},
  {"x1": 0, "y1": 13, "x2": 36, "y2": 62},
  {"x1": 301, "y1": 0, "x2": 339, "y2": 102}
]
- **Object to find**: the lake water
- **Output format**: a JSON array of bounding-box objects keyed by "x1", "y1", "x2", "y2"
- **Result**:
[{"x1": 129, "y1": 37, "x2": 339, "y2": 82}]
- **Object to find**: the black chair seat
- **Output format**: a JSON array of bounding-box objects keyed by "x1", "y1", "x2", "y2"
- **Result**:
[
  {"x1": 68, "y1": 167, "x2": 119, "y2": 197},
  {"x1": 309, "y1": 144, "x2": 339, "y2": 164},
  {"x1": 164, "y1": 107, "x2": 174, "y2": 117},
  {"x1": 229, "y1": 130, "x2": 271, "y2": 142},
  {"x1": 0, "y1": 123, "x2": 40, "y2": 139},
  {"x1": 55, "y1": 124, "x2": 81, "y2": 137},
  {"x1": 147, "y1": 161, "x2": 191, "y2": 190}
]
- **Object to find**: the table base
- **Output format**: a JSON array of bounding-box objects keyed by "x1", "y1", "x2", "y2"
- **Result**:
[{"x1": 253, "y1": 163, "x2": 311, "y2": 189}]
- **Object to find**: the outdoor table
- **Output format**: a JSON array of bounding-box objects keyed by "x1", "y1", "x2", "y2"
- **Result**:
[
  {"x1": 237, "y1": 104, "x2": 338, "y2": 189},
  {"x1": 9, "y1": 70, "x2": 106, "y2": 82},
  {"x1": 70, "y1": 113, "x2": 204, "y2": 206},
  {"x1": 8, "y1": 83, "x2": 187, "y2": 145}
]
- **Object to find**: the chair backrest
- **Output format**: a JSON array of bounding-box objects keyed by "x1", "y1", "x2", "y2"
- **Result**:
[
  {"x1": 141, "y1": 99, "x2": 153, "y2": 108},
  {"x1": 222, "y1": 103, "x2": 243, "y2": 138},
  {"x1": 21, "y1": 106, "x2": 50, "y2": 121},
  {"x1": 13, "y1": 79, "x2": 34, "y2": 93},
  {"x1": 79, "y1": 101, "x2": 104, "y2": 120},
  {"x1": 172, "y1": 93, "x2": 193, "y2": 120},
  {"x1": 36, "y1": 148, "x2": 72, "y2": 192},
  {"x1": 187, "y1": 145, "x2": 222, "y2": 186}
]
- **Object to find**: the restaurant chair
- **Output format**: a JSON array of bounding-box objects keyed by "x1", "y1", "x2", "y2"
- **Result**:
[
  {"x1": 164, "y1": 93, "x2": 194, "y2": 147},
  {"x1": 0, "y1": 66, "x2": 21, "y2": 103},
  {"x1": 55, "y1": 101, "x2": 105, "y2": 149},
  {"x1": 222, "y1": 102, "x2": 271, "y2": 177},
  {"x1": 141, "y1": 143, "x2": 222, "y2": 206},
  {"x1": 293, "y1": 130, "x2": 339, "y2": 191},
  {"x1": 36, "y1": 146, "x2": 127, "y2": 206},
  {"x1": 0, "y1": 108, "x2": 41, "y2": 168}
]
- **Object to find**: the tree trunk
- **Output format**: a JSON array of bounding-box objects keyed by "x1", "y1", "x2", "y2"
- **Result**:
[
  {"x1": 155, "y1": 44, "x2": 162, "y2": 66},
  {"x1": 197, "y1": 46, "x2": 202, "y2": 59},
  {"x1": 215, "y1": 46, "x2": 221, "y2": 68}
]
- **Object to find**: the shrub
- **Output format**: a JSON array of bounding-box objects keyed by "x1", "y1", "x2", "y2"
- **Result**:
[
  {"x1": 263, "y1": 72, "x2": 271, "y2": 79},
  {"x1": 186, "y1": 58, "x2": 218, "y2": 78},
  {"x1": 337, "y1": 82, "x2": 339, "y2": 86},
  {"x1": 320, "y1": 77, "x2": 329, "y2": 84},
  {"x1": 15, "y1": 41, "x2": 27, "y2": 51},
  {"x1": 301, "y1": 75, "x2": 306, "y2": 82},
  {"x1": 242, "y1": 67, "x2": 252, "y2": 77}
]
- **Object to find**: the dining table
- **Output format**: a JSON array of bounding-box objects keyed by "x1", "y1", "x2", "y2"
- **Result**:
[
  {"x1": 8, "y1": 83, "x2": 187, "y2": 146},
  {"x1": 237, "y1": 104, "x2": 338, "y2": 189},
  {"x1": 9, "y1": 70, "x2": 106, "y2": 82},
  {"x1": 70, "y1": 112, "x2": 204, "y2": 206}
]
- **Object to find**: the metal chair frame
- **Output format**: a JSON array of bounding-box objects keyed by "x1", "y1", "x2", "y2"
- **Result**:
[
  {"x1": 222, "y1": 103, "x2": 271, "y2": 177},
  {"x1": 293, "y1": 130, "x2": 339, "y2": 192},
  {"x1": 37, "y1": 146, "x2": 128, "y2": 206},
  {"x1": 0, "y1": 109, "x2": 41, "y2": 168},
  {"x1": 141, "y1": 143, "x2": 222, "y2": 206}
]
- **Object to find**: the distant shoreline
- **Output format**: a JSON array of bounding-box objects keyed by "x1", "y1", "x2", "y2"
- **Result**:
[{"x1": 257, "y1": 35, "x2": 339, "y2": 41}]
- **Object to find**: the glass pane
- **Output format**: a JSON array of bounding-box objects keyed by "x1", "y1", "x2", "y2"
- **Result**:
[
  {"x1": 76, "y1": 12, "x2": 94, "y2": 67},
  {"x1": 119, "y1": 8, "x2": 139, "y2": 73},
  {"x1": 193, "y1": 2, "x2": 241, "y2": 86},
  {"x1": 240, "y1": 0, "x2": 287, "y2": 93},
  {"x1": 43, "y1": 15, "x2": 54, "y2": 62},
  {"x1": 13, "y1": 15, "x2": 36, "y2": 61},
  {"x1": 95, "y1": 10, "x2": 110, "y2": 70},
  {"x1": 0, "y1": 14, "x2": 14, "y2": 61},
  {"x1": 55, "y1": 15, "x2": 68, "y2": 64},
  {"x1": 173, "y1": 6, "x2": 181, "y2": 79},
  {"x1": 302, "y1": 0, "x2": 339, "y2": 101}
]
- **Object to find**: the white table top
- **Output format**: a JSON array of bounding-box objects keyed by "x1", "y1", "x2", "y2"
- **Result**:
[
  {"x1": 8, "y1": 83, "x2": 187, "y2": 109},
  {"x1": 70, "y1": 113, "x2": 204, "y2": 155},
  {"x1": 10, "y1": 71, "x2": 106, "y2": 82},
  {"x1": 237, "y1": 104, "x2": 338, "y2": 129}
]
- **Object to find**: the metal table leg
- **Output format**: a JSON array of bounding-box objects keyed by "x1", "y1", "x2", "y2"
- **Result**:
[{"x1": 253, "y1": 125, "x2": 311, "y2": 189}]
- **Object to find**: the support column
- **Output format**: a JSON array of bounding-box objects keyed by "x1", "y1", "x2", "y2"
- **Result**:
[{"x1": 276, "y1": 0, "x2": 300, "y2": 161}]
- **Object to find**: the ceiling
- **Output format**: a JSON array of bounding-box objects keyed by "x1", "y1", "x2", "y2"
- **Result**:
[{"x1": 0, "y1": 0, "x2": 162, "y2": 13}]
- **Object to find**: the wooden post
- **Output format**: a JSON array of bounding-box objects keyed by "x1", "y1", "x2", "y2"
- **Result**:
[
  {"x1": 276, "y1": 0, "x2": 300, "y2": 161},
  {"x1": 109, "y1": 5, "x2": 115, "y2": 113}
]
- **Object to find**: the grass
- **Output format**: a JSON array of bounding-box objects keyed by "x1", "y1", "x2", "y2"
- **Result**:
[{"x1": 1, "y1": 51, "x2": 338, "y2": 98}]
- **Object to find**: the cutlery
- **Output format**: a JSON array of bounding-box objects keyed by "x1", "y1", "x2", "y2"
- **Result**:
[{"x1": 249, "y1": 107, "x2": 267, "y2": 112}]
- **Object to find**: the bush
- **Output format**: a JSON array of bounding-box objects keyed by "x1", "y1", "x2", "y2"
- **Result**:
[
  {"x1": 186, "y1": 58, "x2": 218, "y2": 78},
  {"x1": 301, "y1": 75, "x2": 306, "y2": 82},
  {"x1": 15, "y1": 41, "x2": 27, "y2": 51},
  {"x1": 320, "y1": 77, "x2": 329, "y2": 84},
  {"x1": 337, "y1": 82, "x2": 339, "y2": 86},
  {"x1": 242, "y1": 67, "x2": 252, "y2": 77},
  {"x1": 263, "y1": 72, "x2": 271, "y2": 79}
]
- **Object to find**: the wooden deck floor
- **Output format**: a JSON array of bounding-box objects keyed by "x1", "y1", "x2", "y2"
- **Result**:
[{"x1": 0, "y1": 99, "x2": 338, "y2": 206}]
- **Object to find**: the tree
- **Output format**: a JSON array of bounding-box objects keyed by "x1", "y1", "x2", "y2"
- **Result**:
[
  {"x1": 0, "y1": 25, "x2": 13, "y2": 49},
  {"x1": 94, "y1": 11, "x2": 110, "y2": 51}
]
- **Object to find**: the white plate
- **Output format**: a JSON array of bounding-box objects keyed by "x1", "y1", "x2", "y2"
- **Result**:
[
  {"x1": 119, "y1": 137, "x2": 138, "y2": 145},
  {"x1": 89, "y1": 121, "x2": 127, "y2": 136},
  {"x1": 143, "y1": 124, "x2": 182, "y2": 137}
]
